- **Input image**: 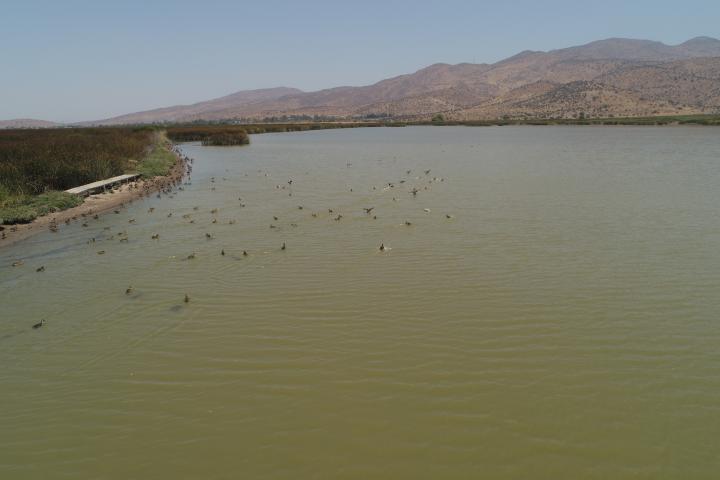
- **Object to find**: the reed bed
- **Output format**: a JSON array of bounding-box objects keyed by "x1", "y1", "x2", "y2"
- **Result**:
[{"x1": 0, "y1": 127, "x2": 156, "y2": 196}]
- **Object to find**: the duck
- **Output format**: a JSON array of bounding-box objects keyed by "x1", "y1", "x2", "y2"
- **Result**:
[
  {"x1": 32, "y1": 319, "x2": 45, "y2": 329},
  {"x1": 36, "y1": 266, "x2": 45, "y2": 272}
]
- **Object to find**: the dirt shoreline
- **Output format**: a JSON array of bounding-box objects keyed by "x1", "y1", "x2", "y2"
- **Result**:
[{"x1": 0, "y1": 148, "x2": 188, "y2": 250}]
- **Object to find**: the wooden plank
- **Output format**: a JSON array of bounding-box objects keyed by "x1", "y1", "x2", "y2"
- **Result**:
[{"x1": 65, "y1": 174, "x2": 141, "y2": 195}]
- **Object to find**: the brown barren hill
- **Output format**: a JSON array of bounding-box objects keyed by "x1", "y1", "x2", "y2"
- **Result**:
[{"x1": 62, "y1": 36, "x2": 720, "y2": 124}]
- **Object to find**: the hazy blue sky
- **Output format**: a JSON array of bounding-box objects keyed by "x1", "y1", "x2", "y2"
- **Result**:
[{"x1": 1, "y1": 0, "x2": 718, "y2": 122}]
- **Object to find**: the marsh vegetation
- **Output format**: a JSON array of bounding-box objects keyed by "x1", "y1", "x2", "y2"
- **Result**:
[{"x1": 0, "y1": 127, "x2": 175, "y2": 224}]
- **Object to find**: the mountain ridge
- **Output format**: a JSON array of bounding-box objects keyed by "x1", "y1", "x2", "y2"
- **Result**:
[{"x1": 4, "y1": 36, "x2": 720, "y2": 126}]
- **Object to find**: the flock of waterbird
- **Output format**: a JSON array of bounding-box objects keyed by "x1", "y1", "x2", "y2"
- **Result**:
[{"x1": 8, "y1": 143, "x2": 453, "y2": 330}]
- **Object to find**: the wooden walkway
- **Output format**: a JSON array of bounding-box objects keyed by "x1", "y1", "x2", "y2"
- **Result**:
[{"x1": 65, "y1": 174, "x2": 141, "y2": 196}]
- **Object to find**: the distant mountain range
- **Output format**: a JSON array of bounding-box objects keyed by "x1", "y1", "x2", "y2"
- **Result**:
[
  {"x1": 4, "y1": 36, "x2": 720, "y2": 127},
  {"x1": 0, "y1": 118, "x2": 62, "y2": 129}
]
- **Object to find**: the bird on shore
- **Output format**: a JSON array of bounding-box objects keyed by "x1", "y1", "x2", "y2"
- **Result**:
[
  {"x1": 36, "y1": 266, "x2": 45, "y2": 272},
  {"x1": 151, "y1": 234, "x2": 159, "y2": 240},
  {"x1": 32, "y1": 319, "x2": 45, "y2": 329},
  {"x1": 221, "y1": 249, "x2": 225, "y2": 256},
  {"x1": 273, "y1": 216, "x2": 279, "y2": 221},
  {"x1": 379, "y1": 243, "x2": 386, "y2": 251},
  {"x1": 281, "y1": 242, "x2": 286, "y2": 250},
  {"x1": 243, "y1": 250, "x2": 248, "y2": 257},
  {"x1": 126, "y1": 286, "x2": 133, "y2": 295},
  {"x1": 446, "y1": 214, "x2": 454, "y2": 219},
  {"x1": 187, "y1": 253, "x2": 196, "y2": 260},
  {"x1": 205, "y1": 233, "x2": 213, "y2": 239},
  {"x1": 184, "y1": 294, "x2": 190, "y2": 303}
]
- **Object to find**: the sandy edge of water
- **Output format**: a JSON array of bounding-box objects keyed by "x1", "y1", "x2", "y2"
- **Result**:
[{"x1": 0, "y1": 152, "x2": 187, "y2": 253}]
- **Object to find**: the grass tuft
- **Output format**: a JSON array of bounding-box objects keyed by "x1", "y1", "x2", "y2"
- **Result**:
[
  {"x1": 135, "y1": 137, "x2": 177, "y2": 178},
  {"x1": 0, "y1": 191, "x2": 83, "y2": 224}
]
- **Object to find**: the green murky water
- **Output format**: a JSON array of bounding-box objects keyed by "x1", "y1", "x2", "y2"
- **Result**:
[{"x1": 2, "y1": 126, "x2": 719, "y2": 478}]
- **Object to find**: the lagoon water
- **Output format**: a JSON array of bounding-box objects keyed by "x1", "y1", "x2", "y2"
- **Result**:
[{"x1": 2, "y1": 126, "x2": 720, "y2": 478}]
